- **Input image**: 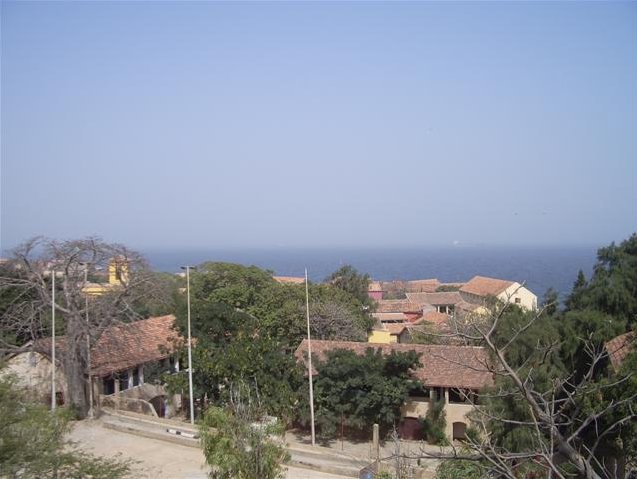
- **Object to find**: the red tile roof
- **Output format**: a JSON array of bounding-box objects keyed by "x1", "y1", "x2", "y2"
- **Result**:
[
  {"x1": 385, "y1": 323, "x2": 408, "y2": 335},
  {"x1": 372, "y1": 312, "x2": 408, "y2": 322},
  {"x1": 460, "y1": 276, "x2": 514, "y2": 297},
  {"x1": 406, "y1": 292, "x2": 463, "y2": 306},
  {"x1": 295, "y1": 339, "x2": 493, "y2": 390},
  {"x1": 416, "y1": 311, "x2": 451, "y2": 326},
  {"x1": 376, "y1": 300, "x2": 423, "y2": 313},
  {"x1": 605, "y1": 332, "x2": 635, "y2": 372},
  {"x1": 36, "y1": 315, "x2": 181, "y2": 377},
  {"x1": 405, "y1": 279, "x2": 441, "y2": 293}
]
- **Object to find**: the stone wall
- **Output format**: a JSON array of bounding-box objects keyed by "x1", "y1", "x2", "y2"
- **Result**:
[
  {"x1": 100, "y1": 393, "x2": 157, "y2": 416},
  {"x1": 99, "y1": 383, "x2": 182, "y2": 418}
]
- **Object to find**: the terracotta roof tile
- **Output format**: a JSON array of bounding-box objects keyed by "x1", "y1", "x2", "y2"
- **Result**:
[
  {"x1": 385, "y1": 323, "x2": 408, "y2": 335},
  {"x1": 406, "y1": 292, "x2": 463, "y2": 306},
  {"x1": 376, "y1": 300, "x2": 423, "y2": 313},
  {"x1": 36, "y1": 315, "x2": 181, "y2": 377},
  {"x1": 418, "y1": 311, "x2": 451, "y2": 326},
  {"x1": 405, "y1": 279, "x2": 441, "y2": 293},
  {"x1": 372, "y1": 312, "x2": 408, "y2": 322},
  {"x1": 604, "y1": 332, "x2": 635, "y2": 372},
  {"x1": 295, "y1": 339, "x2": 493, "y2": 390},
  {"x1": 460, "y1": 276, "x2": 514, "y2": 297}
]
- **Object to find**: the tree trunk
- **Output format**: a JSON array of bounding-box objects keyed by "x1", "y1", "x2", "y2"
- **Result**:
[{"x1": 63, "y1": 315, "x2": 90, "y2": 417}]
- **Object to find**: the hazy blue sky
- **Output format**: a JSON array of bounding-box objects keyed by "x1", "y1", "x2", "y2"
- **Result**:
[{"x1": 2, "y1": 1, "x2": 635, "y2": 251}]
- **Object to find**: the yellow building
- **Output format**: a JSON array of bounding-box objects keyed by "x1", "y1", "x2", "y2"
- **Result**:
[
  {"x1": 82, "y1": 256, "x2": 129, "y2": 295},
  {"x1": 295, "y1": 339, "x2": 494, "y2": 442},
  {"x1": 368, "y1": 323, "x2": 409, "y2": 344}
]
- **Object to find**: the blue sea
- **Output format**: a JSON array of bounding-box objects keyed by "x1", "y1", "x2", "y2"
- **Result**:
[{"x1": 144, "y1": 246, "x2": 599, "y2": 301}]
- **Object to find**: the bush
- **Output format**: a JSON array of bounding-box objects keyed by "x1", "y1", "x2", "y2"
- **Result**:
[
  {"x1": 0, "y1": 373, "x2": 132, "y2": 478},
  {"x1": 199, "y1": 394, "x2": 289, "y2": 479},
  {"x1": 436, "y1": 459, "x2": 487, "y2": 479},
  {"x1": 421, "y1": 399, "x2": 448, "y2": 445}
]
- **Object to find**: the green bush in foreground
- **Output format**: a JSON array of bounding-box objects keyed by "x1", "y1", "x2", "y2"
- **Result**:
[
  {"x1": 436, "y1": 458, "x2": 487, "y2": 479},
  {"x1": 0, "y1": 373, "x2": 132, "y2": 479},
  {"x1": 200, "y1": 403, "x2": 289, "y2": 479}
]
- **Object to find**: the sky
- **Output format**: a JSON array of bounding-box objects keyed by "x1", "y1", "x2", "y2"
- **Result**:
[{"x1": 1, "y1": 1, "x2": 636, "y2": 251}]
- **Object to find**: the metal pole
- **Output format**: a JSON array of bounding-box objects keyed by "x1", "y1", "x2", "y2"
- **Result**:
[
  {"x1": 305, "y1": 268, "x2": 316, "y2": 446},
  {"x1": 186, "y1": 266, "x2": 195, "y2": 425},
  {"x1": 51, "y1": 270, "x2": 56, "y2": 411},
  {"x1": 84, "y1": 267, "x2": 94, "y2": 419}
]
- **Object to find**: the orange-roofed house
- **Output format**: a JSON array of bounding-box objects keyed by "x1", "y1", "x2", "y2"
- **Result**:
[
  {"x1": 3, "y1": 315, "x2": 183, "y2": 417},
  {"x1": 368, "y1": 322, "x2": 411, "y2": 344},
  {"x1": 295, "y1": 339, "x2": 494, "y2": 441},
  {"x1": 460, "y1": 275, "x2": 537, "y2": 310}
]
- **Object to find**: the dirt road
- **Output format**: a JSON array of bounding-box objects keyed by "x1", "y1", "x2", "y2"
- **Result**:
[{"x1": 70, "y1": 420, "x2": 351, "y2": 479}]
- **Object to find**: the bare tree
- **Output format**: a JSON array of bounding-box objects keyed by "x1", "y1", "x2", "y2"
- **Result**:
[
  {"x1": 0, "y1": 237, "x2": 164, "y2": 417},
  {"x1": 309, "y1": 300, "x2": 368, "y2": 341},
  {"x1": 391, "y1": 299, "x2": 636, "y2": 479}
]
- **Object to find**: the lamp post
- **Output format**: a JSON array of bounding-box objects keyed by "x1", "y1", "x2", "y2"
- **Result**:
[
  {"x1": 80, "y1": 262, "x2": 94, "y2": 419},
  {"x1": 305, "y1": 268, "x2": 316, "y2": 446},
  {"x1": 51, "y1": 269, "x2": 56, "y2": 411},
  {"x1": 181, "y1": 265, "x2": 196, "y2": 425}
]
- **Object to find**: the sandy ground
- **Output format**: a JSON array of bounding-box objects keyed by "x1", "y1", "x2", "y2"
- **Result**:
[{"x1": 69, "y1": 420, "x2": 351, "y2": 479}]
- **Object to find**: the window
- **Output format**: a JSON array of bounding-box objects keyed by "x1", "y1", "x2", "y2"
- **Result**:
[
  {"x1": 432, "y1": 387, "x2": 444, "y2": 402},
  {"x1": 409, "y1": 385, "x2": 430, "y2": 401},
  {"x1": 449, "y1": 388, "x2": 478, "y2": 404},
  {"x1": 118, "y1": 371, "x2": 129, "y2": 391},
  {"x1": 103, "y1": 377, "x2": 115, "y2": 395},
  {"x1": 132, "y1": 368, "x2": 140, "y2": 387},
  {"x1": 449, "y1": 388, "x2": 468, "y2": 403},
  {"x1": 437, "y1": 305, "x2": 455, "y2": 314},
  {"x1": 515, "y1": 297, "x2": 521, "y2": 304}
]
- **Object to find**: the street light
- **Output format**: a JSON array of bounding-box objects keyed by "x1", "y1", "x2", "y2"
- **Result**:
[
  {"x1": 79, "y1": 262, "x2": 95, "y2": 419},
  {"x1": 51, "y1": 269, "x2": 56, "y2": 411},
  {"x1": 305, "y1": 268, "x2": 316, "y2": 446},
  {"x1": 181, "y1": 265, "x2": 196, "y2": 425}
]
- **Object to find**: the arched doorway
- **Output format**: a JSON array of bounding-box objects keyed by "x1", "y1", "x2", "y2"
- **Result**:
[
  {"x1": 399, "y1": 418, "x2": 423, "y2": 440},
  {"x1": 452, "y1": 422, "x2": 467, "y2": 441},
  {"x1": 149, "y1": 395, "x2": 167, "y2": 417}
]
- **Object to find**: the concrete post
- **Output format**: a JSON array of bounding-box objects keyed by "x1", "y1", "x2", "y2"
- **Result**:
[{"x1": 373, "y1": 423, "x2": 380, "y2": 462}]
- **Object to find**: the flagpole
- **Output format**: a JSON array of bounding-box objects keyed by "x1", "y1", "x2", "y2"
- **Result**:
[{"x1": 305, "y1": 268, "x2": 316, "y2": 446}]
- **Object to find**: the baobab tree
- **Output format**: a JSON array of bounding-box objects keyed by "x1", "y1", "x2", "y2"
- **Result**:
[{"x1": 0, "y1": 236, "x2": 168, "y2": 417}]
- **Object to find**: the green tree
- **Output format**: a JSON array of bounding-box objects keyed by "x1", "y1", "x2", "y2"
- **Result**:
[
  {"x1": 541, "y1": 287, "x2": 560, "y2": 316},
  {"x1": 436, "y1": 458, "x2": 487, "y2": 479},
  {"x1": 326, "y1": 264, "x2": 375, "y2": 310},
  {"x1": 564, "y1": 269, "x2": 588, "y2": 312},
  {"x1": 174, "y1": 300, "x2": 302, "y2": 421},
  {"x1": 187, "y1": 262, "x2": 371, "y2": 347},
  {"x1": 303, "y1": 348, "x2": 422, "y2": 438},
  {"x1": 172, "y1": 262, "x2": 374, "y2": 421},
  {"x1": 456, "y1": 235, "x2": 637, "y2": 479},
  {"x1": 420, "y1": 398, "x2": 447, "y2": 446},
  {"x1": 0, "y1": 373, "x2": 132, "y2": 478},
  {"x1": 577, "y1": 234, "x2": 637, "y2": 326}
]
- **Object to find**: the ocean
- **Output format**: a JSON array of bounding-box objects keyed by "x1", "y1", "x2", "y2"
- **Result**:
[{"x1": 144, "y1": 245, "x2": 599, "y2": 301}]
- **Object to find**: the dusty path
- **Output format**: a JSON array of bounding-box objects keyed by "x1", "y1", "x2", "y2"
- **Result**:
[{"x1": 70, "y1": 420, "x2": 351, "y2": 479}]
